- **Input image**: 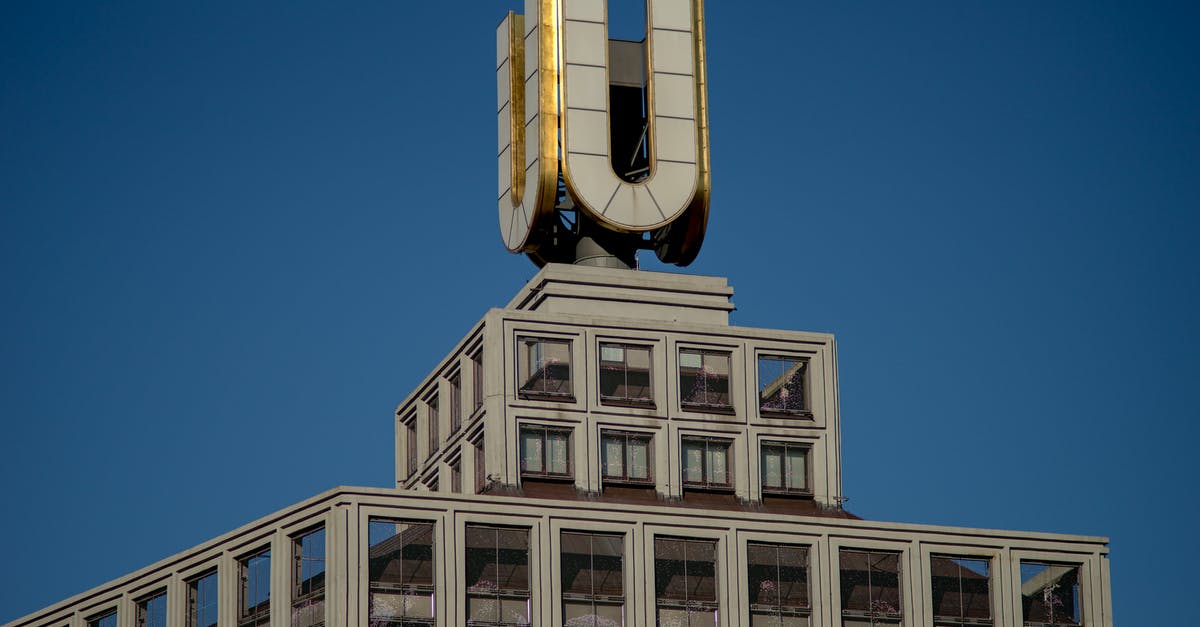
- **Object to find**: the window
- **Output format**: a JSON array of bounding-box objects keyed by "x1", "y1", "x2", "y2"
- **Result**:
[
  {"x1": 292, "y1": 527, "x2": 326, "y2": 627},
  {"x1": 679, "y1": 349, "x2": 732, "y2": 410},
  {"x1": 465, "y1": 525, "x2": 531, "y2": 626},
  {"x1": 1020, "y1": 562, "x2": 1081, "y2": 627},
  {"x1": 449, "y1": 371, "x2": 462, "y2": 434},
  {"x1": 368, "y1": 519, "x2": 435, "y2": 625},
  {"x1": 681, "y1": 437, "x2": 732, "y2": 489},
  {"x1": 654, "y1": 537, "x2": 718, "y2": 626},
  {"x1": 239, "y1": 547, "x2": 271, "y2": 627},
  {"x1": 405, "y1": 415, "x2": 418, "y2": 477},
  {"x1": 451, "y1": 457, "x2": 463, "y2": 493},
  {"x1": 474, "y1": 437, "x2": 488, "y2": 493},
  {"x1": 520, "y1": 426, "x2": 572, "y2": 479},
  {"x1": 761, "y1": 442, "x2": 810, "y2": 495},
  {"x1": 88, "y1": 611, "x2": 117, "y2": 627},
  {"x1": 188, "y1": 571, "x2": 219, "y2": 627},
  {"x1": 426, "y1": 395, "x2": 439, "y2": 458},
  {"x1": 758, "y1": 355, "x2": 809, "y2": 416},
  {"x1": 137, "y1": 592, "x2": 167, "y2": 627},
  {"x1": 599, "y1": 343, "x2": 653, "y2": 405},
  {"x1": 840, "y1": 549, "x2": 902, "y2": 626},
  {"x1": 472, "y1": 350, "x2": 484, "y2": 412},
  {"x1": 562, "y1": 532, "x2": 625, "y2": 626},
  {"x1": 748, "y1": 543, "x2": 811, "y2": 625},
  {"x1": 517, "y1": 336, "x2": 573, "y2": 399},
  {"x1": 931, "y1": 556, "x2": 991, "y2": 627},
  {"x1": 601, "y1": 431, "x2": 652, "y2": 485}
]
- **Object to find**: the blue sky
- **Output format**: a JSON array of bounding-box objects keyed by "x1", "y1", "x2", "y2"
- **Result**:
[{"x1": 2, "y1": 1, "x2": 1197, "y2": 622}]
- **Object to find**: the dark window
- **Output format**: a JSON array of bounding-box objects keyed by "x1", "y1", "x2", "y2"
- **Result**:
[
  {"x1": 449, "y1": 372, "x2": 462, "y2": 434},
  {"x1": 601, "y1": 431, "x2": 652, "y2": 485},
  {"x1": 451, "y1": 458, "x2": 463, "y2": 493},
  {"x1": 758, "y1": 355, "x2": 809, "y2": 416},
  {"x1": 761, "y1": 442, "x2": 810, "y2": 495},
  {"x1": 931, "y1": 556, "x2": 991, "y2": 627},
  {"x1": 681, "y1": 437, "x2": 732, "y2": 489},
  {"x1": 679, "y1": 349, "x2": 732, "y2": 410},
  {"x1": 474, "y1": 437, "x2": 488, "y2": 493},
  {"x1": 465, "y1": 525, "x2": 531, "y2": 626},
  {"x1": 239, "y1": 548, "x2": 271, "y2": 627},
  {"x1": 748, "y1": 543, "x2": 810, "y2": 625},
  {"x1": 368, "y1": 519, "x2": 435, "y2": 625},
  {"x1": 405, "y1": 416, "x2": 418, "y2": 477},
  {"x1": 426, "y1": 395, "x2": 439, "y2": 458},
  {"x1": 518, "y1": 337, "x2": 573, "y2": 399},
  {"x1": 292, "y1": 527, "x2": 326, "y2": 627},
  {"x1": 188, "y1": 571, "x2": 219, "y2": 627},
  {"x1": 137, "y1": 592, "x2": 167, "y2": 627},
  {"x1": 599, "y1": 343, "x2": 653, "y2": 405},
  {"x1": 520, "y1": 426, "x2": 572, "y2": 479},
  {"x1": 840, "y1": 549, "x2": 902, "y2": 626},
  {"x1": 88, "y1": 611, "x2": 117, "y2": 627},
  {"x1": 562, "y1": 532, "x2": 625, "y2": 626},
  {"x1": 1020, "y1": 562, "x2": 1081, "y2": 627},
  {"x1": 472, "y1": 350, "x2": 484, "y2": 412},
  {"x1": 654, "y1": 537, "x2": 718, "y2": 626}
]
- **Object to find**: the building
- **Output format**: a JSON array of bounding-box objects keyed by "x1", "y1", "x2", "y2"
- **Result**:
[{"x1": 3, "y1": 265, "x2": 1113, "y2": 627}]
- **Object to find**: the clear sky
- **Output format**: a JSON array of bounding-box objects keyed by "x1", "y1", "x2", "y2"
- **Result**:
[{"x1": 2, "y1": 1, "x2": 1197, "y2": 623}]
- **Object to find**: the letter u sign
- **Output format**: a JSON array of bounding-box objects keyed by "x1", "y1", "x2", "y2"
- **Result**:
[{"x1": 497, "y1": 0, "x2": 711, "y2": 266}]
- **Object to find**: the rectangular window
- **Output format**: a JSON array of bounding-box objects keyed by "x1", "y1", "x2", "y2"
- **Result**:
[
  {"x1": 1020, "y1": 562, "x2": 1081, "y2": 627},
  {"x1": 451, "y1": 458, "x2": 463, "y2": 493},
  {"x1": 654, "y1": 537, "x2": 718, "y2": 626},
  {"x1": 599, "y1": 343, "x2": 653, "y2": 405},
  {"x1": 239, "y1": 547, "x2": 271, "y2": 627},
  {"x1": 137, "y1": 592, "x2": 167, "y2": 627},
  {"x1": 449, "y1": 371, "x2": 462, "y2": 434},
  {"x1": 88, "y1": 611, "x2": 117, "y2": 627},
  {"x1": 368, "y1": 519, "x2": 435, "y2": 625},
  {"x1": 472, "y1": 350, "x2": 484, "y2": 413},
  {"x1": 188, "y1": 571, "x2": 219, "y2": 627},
  {"x1": 427, "y1": 394, "x2": 439, "y2": 458},
  {"x1": 840, "y1": 549, "x2": 902, "y2": 626},
  {"x1": 465, "y1": 525, "x2": 531, "y2": 626},
  {"x1": 931, "y1": 556, "x2": 991, "y2": 627},
  {"x1": 562, "y1": 532, "x2": 625, "y2": 626},
  {"x1": 405, "y1": 416, "x2": 418, "y2": 477},
  {"x1": 761, "y1": 442, "x2": 810, "y2": 495},
  {"x1": 758, "y1": 355, "x2": 809, "y2": 416},
  {"x1": 681, "y1": 437, "x2": 732, "y2": 489},
  {"x1": 748, "y1": 543, "x2": 811, "y2": 625},
  {"x1": 601, "y1": 431, "x2": 652, "y2": 485},
  {"x1": 518, "y1": 336, "x2": 573, "y2": 399},
  {"x1": 292, "y1": 527, "x2": 326, "y2": 627},
  {"x1": 679, "y1": 349, "x2": 732, "y2": 410},
  {"x1": 520, "y1": 426, "x2": 572, "y2": 479},
  {"x1": 474, "y1": 437, "x2": 487, "y2": 493}
]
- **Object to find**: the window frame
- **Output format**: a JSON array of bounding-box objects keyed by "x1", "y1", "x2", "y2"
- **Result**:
[
  {"x1": 760, "y1": 440, "x2": 813, "y2": 497},
  {"x1": 756, "y1": 353, "x2": 813, "y2": 418},
  {"x1": 597, "y1": 342, "x2": 654, "y2": 407},
  {"x1": 291, "y1": 525, "x2": 327, "y2": 627},
  {"x1": 135, "y1": 590, "x2": 167, "y2": 627},
  {"x1": 1019, "y1": 560, "x2": 1084, "y2": 627},
  {"x1": 680, "y1": 435, "x2": 734, "y2": 491},
  {"x1": 473, "y1": 435, "x2": 487, "y2": 493},
  {"x1": 237, "y1": 546, "x2": 272, "y2": 627},
  {"x1": 471, "y1": 349, "x2": 484, "y2": 413},
  {"x1": 448, "y1": 370, "x2": 462, "y2": 434},
  {"x1": 600, "y1": 429, "x2": 654, "y2": 486},
  {"x1": 519, "y1": 425, "x2": 574, "y2": 480},
  {"x1": 186, "y1": 569, "x2": 219, "y2": 627},
  {"x1": 560, "y1": 531, "x2": 626, "y2": 625},
  {"x1": 929, "y1": 554, "x2": 993, "y2": 627},
  {"x1": 747, "y1": 541, "x2": 812, "y2": 623},
  {"x1": 464, "y1": 524, "x2": 532, "y2": 627},
  {"x1": 653, "y1": 536, "x2": 721, "y2": 623},
  {"x1": 838, "y1": 548, "x2": 904, "y2": 626},
  {"x1": 403, "y1": 412, "x2": 418, "y2": 478},
  {"x1": 86, "y1": 609, "x2": 118, "y2": 627},
  {"x1": 516, "y1": 335, "x2": 575, "y2": 401},
  {"x1": 425, "y1": 392, "x2": 439, "y2": 459},
  {"x1": 678, "y1": 347, "x2": 734, "y2": 412},
  {"x1": 366, "y1": 518, "x2": 437, "y2": 625}
]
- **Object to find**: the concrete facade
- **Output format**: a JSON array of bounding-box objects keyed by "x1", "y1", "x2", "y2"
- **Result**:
[{"x1": 4, "y1": 265, "x2": 1113, "y2": 627}]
